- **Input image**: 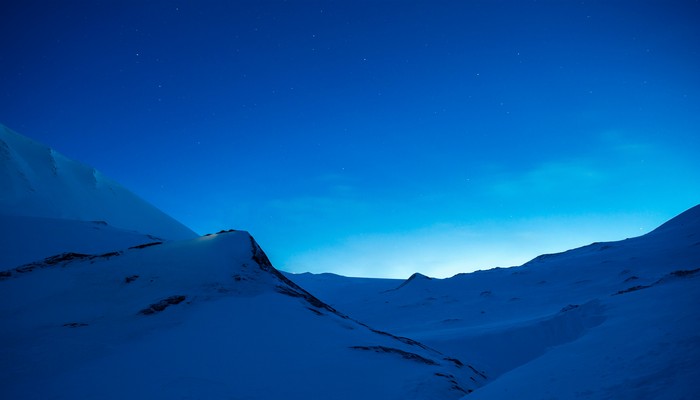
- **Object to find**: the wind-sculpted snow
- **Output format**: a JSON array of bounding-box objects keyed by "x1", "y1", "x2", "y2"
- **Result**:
[
  {"x1": 0, "y1": 230, "x2": 486, "y2": 399},
  {"x1": 289, "y1": 204, "x2": 700, "y2": 399}
]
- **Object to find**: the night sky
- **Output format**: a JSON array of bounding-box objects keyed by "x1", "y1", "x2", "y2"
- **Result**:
[{"x1": 2, "y1": 1, "x2": 699, "y2": 278}]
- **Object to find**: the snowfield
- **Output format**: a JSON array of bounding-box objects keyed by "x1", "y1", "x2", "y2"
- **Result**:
[
  {"x1": 1, "y1": 125, "x2": 698, "y2": 399},
  {"x1": 290, "y1": 205, "x2": 700, "y2": 399},
  {"x1": 1, "y1": 231, "x2": 485, "y2": 399}
]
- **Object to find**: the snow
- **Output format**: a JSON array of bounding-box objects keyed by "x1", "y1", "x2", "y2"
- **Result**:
[
  {"x1": 0, "y1": 214, "x2": 163, "y2": 268},
  {"x1": 0, "y1": 124, "x2": 196, "y2": 241},
  {"x1": 1, "y1": 124, "x2": 699, "y2": 398},
  {"x1": 0, "y1": 231, "x2": 485, "y2": 399},
  {"x1": 288, "y1": 205, "x2": 700, "y2": 399}
]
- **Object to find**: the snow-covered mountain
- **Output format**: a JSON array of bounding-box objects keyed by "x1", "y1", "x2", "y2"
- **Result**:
[
  {"x1": 0, "y1": 231, "x2": 486, "y2": 399},
  {"x1": 0, "y1": 214, "x2": 171, "y2": 268},
  {"x1": 289, "y1": 205, "x2": 700, "y2": 399},
  {"x1": 0, "y1": 125, "x2": 487, "y2": 399},
  {"x1": 2, "y1": 124, "x2": 698, "y2": 399},
  {"x1": 0, "y1": 124, "x2": 196, "y2": 242}
]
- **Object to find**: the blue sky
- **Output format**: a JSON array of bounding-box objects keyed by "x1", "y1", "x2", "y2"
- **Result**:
[{"x1": 1, "y1": 1, "x2": 699, "y2": 278}]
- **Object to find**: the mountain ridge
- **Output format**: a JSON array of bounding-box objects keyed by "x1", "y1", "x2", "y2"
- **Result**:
[
  {"x1": 2, "y1": 124, "x2": 697, "y2": 399},
  {"x1": 0, "y1": 229, "x2": 487, "y2": 399},
  {"x1": 288, "y1": 205, "x2": 700, "y2": 399}
]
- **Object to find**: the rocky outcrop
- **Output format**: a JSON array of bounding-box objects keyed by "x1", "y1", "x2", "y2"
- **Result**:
[{"x1": 139, "y1": 295, "x2": 187, "y2": 315}]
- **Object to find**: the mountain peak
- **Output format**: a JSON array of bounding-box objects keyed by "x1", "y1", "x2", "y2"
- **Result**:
[{"x1": 1, "y1": 226, "x2": 486, "y2": 399}]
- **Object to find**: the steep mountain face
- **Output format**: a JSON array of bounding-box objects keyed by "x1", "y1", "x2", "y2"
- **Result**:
[
  {"x1": 0, "y1": 231, "x2": 486, "y2": 399},
  {"x1": 289, "y1": 205, "x2": 700, "y2": 399},
  {"x1": 0, "y1": 124, "x2": 197, "y2": 241}
]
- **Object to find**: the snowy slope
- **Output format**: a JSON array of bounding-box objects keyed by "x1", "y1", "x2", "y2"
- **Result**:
[
  {"x1": 0, "y1": 214, "x2": 164, "y2": 268},
  {"x1": 3, "y1": 122, "x2": 696, "y2": 398},
  {"x1": 0, "y1": 231, "x2": 486, "y2": 400},
  {"x1": 288, "y1": 205, "x2": 700, "y2": 399},
  {"x1": 0, "y1": 124, "x2": 196, "y2": 241}
]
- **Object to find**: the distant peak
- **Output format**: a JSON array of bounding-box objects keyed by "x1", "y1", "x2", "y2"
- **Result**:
[
  {"x1": 391, "y1": 272, "x2": 432, "y2": 291},
  {"x1": 407, "y1": 272, "x2": 431, "y2": 281}
]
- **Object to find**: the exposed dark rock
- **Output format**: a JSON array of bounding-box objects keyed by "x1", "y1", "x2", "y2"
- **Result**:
[
  {"x1": 274, "y1": 284, "x2": 340, "y2": 315},
  {"x1": 63, "y1": 322, "x2": 88, "y2": 328},
  {"x1": 349, "y1": 346, "x2": 438, "y2": 365},
  {"x1": 124, "y1": 275, "x2": 139, "y2": 283},
  {"x1": 456, "y1": 386, "x2": 471, "y2": 394},
  {"x1": 434, "y1": 373, "x2": 470, "y2": 394},
  {"x1": 443, "y1": 357, "x2": 464, "y2": 367},
  {"x1": 306, "y1": 307, "x2": 323, "y2": 316},
  {"x1": 250, "y1": 234, "x2": 452, "y2": 363},
  {"x1": 670, "y1": 268, "x2": 700, "y2": 278},
  {"x1": 361, "y1": 326, "x2": 433, "y2": 351},
  {"x1": 251, "y1": 235, "x2": 343, "y2": 317},
  {"x1": 614, "y1": 268, "x2": 700, "y2": 296},
  {"x1": 139, "y1": 295, "x2": 187, "y2": 315},
  {"x1": 97, "y1": 251, "x2": 121, "y2": 259},
  {"x1": 468, "y1": 364, "x2": 488, "y2": 379},
  {"x1": 560, "y1": 304, "x2": 580, "y2": 312},
  {"x1": 614, "y1": 285, "x2": 652, "y2": 295},
  {"x1": 45, "y1": 252, "x2": 92, "y2": 264},
  {"x1": 0, "y1": 250, "x2": 125, "y2": 280},
  {"x1": 202, "y1": 229, "x2": 235, "y2": 236},
  {"x1": 128, "y1": 242, "x2": 163, "y2": 250},
  {"x1": 2, "y1": 253, "x2": 89, "y2": 278},
  {"x1": 250, "y1": 236, "x2": 273, "y2": 269},
  {"x1": 275, "y1": 285, "x2": 307, "y2": 299}
]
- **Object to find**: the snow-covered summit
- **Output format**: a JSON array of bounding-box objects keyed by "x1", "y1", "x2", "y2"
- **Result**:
[{"x1": 0, "y1": 124, "x2": 196, "y2": 240}]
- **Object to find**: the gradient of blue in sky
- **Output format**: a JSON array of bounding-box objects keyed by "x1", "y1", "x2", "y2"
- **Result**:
[{"x1": 1, "y1": 1, "x2": 699, "y2": 278}]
